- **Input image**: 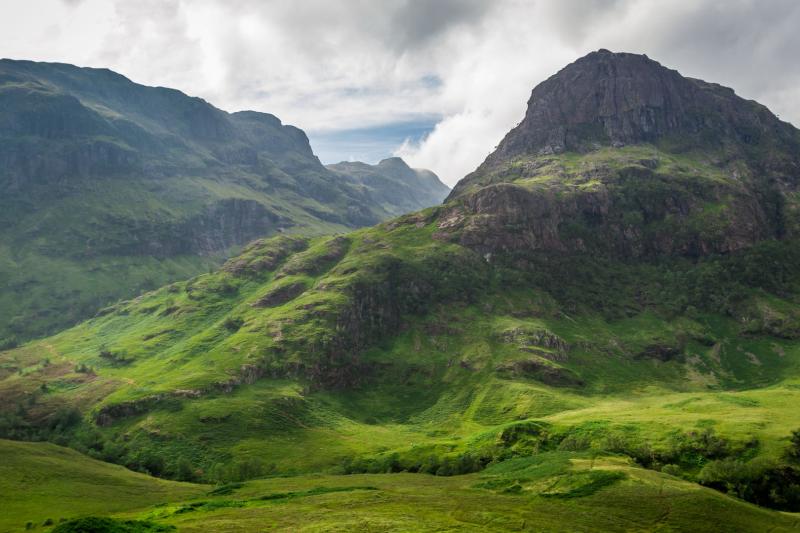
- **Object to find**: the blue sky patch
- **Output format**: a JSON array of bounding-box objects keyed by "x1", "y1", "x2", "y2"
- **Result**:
[{"x1": 308, "y1": 119, "x2": 438, "y2": 165}]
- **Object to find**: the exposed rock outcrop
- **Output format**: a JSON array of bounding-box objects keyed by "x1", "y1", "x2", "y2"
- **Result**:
[
  {"x1": 454, "y1": 49, "x2": 800, "y2": 189},
  {"x1": 436, "y1": 176, "x2": 770, "y2": 259}
]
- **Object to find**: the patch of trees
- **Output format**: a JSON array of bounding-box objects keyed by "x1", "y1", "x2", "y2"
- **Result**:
[
  {"x1": 692, "y1": 428, "x2": 800, "y2": 511},
  {"x1": 499, "y1": 238, "x2": 800, "y2": 319},
  {"x1": 698, "y1": 458, "x2": 800, "y2": 511},
  {"x1": 339, "y1": 451, "x2": 491, "y2": 476},
  {"x1": 99, "y1": 346, "x2": 133, "y2": 366},
  {"x1": 51, "y1": 517, "x2": 175, "y2": 532}
]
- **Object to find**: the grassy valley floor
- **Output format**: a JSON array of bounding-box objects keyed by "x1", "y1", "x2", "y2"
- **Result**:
[{"x1": 2, "y1": 439, "x2": 799, "y2": 532}]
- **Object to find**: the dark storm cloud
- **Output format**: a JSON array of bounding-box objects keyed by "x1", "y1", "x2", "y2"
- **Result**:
[
  {"x1": 384, "y1": 0, "x2": 492, "y2": 50},
  {"x1": 635, "y1": 1, "x2": 800, "y2": 99}
]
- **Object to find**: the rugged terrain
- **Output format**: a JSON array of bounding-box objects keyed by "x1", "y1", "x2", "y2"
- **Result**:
[
  {"x1": 2, "y1": 50, "x2": 800, "y2": 531},
  {"x1": 0, "y1": 59, "x2": 447, "y2": 344}
]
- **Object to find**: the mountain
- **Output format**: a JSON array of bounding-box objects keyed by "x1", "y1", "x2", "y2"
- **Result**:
[
  {"x1": 3, "y1": 50, "x2": 800, "y2": 527},
  {"x1": 0, "y1": 59, "x2": 446, "y2": 344},
  {"x1": 327, "y1": 157, "x2": 450, "y2": 215},
  {"x1": 447, "y1": 49, "x2": 799, "y2": 258}
]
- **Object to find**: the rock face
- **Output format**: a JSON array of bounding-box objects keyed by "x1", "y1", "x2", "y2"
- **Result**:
[
  {"x1": 442, "y1": 50, "x2": 800, "y2": 260},
  {"x1": 474, "y1": 49, "x2": 800, "y2": 169},
  {"x1": 436, "y1": 175, "x2": 772, "y2": 259},
  {"x1": 327, "y1": 157, "x2": 450, "y2": 216}
]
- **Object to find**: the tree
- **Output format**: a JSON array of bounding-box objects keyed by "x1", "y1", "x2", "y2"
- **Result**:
[
  {"x1": 789, "y1": 429, "x2": 800, "y2": 461},
  {"x1": 174, "y1": 456, "x2": 197, "y2": 482}
]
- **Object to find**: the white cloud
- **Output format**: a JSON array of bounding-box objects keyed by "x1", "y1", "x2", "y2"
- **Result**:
[
  {"x1": 2, "y1": 0, "x2": 799, "y2": 185},
  {"x1": 399, "y1": 0, "x2": 800, "y2": 184}
]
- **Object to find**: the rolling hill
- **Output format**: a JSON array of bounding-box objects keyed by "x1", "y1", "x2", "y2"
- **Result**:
[
  {"x1": 0, "y1": 59, "x2": 447, "y2": 344},
  {"x1": 2, "y1": 50, "x2": 800, "y2": 530},
  {"x1": 0, "y1": 438, "x2": 203, "y2": 531},
  {"x1": 4, "y1": 439, "x2": 798, "y2": 532}
]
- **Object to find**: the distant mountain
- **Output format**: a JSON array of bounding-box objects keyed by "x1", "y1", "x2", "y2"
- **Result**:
[
  {"x1": 0, "y1": 59, "x2": 445, "y2": 343},
  {"x1": 327, "y1": 157, "x2": 450, "y2": 216}
]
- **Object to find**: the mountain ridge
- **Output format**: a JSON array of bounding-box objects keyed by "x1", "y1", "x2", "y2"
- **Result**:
[
  {"x1": 327, "y1": 156, "x2": 450, "y2": 215},
  {"x1": 0, "y1": 58, "x2": 449, "y2": 343},
  {"x1": 488, "y1": 49, "x2": 798, "y2": 162}
]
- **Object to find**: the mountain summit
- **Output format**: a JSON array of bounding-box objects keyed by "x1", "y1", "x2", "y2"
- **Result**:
[
  {"x1": 486, "y1": 49, "x2": 799, "y2": 161},
  {"x1": 444, "y1": 50, "x2": 799, "y2": 258}
]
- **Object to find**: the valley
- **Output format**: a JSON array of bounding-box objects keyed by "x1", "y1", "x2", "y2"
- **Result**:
[{"x1": 2, "y1": 49, "x2": 800, "y2": 532}]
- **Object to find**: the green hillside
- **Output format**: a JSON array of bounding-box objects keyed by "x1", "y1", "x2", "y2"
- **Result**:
[
  {"x1": 2, "y1": 192, "x2": 800, "y2": 510},
  {"x1": 2, "y1": 50, "x2": 800, "y2": 530},
  {"x1": 0, "y1": 59, "x2": 447, "y2": 344},
  {"x1": 3, "y1": 439, "x2": 799, "y2": 532},
  {"x1": 0, "y1": 439, "x2": 204, "y2": 531}
]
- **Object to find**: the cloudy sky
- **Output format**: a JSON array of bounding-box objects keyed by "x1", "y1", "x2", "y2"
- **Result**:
[{"x1": 2, "y1": 0, "x2": 799, "y2": 185}]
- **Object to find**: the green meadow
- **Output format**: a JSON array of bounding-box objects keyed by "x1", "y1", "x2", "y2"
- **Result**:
[{"x1": 4, "y1": 439, "x2": 799, "y2": 532}]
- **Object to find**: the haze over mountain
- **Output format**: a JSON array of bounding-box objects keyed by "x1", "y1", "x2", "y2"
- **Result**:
[
  {"x1": 0, "y1": 59, "x2": 446, "y2": 344},
  {"x1": 327, "y1": 157, "x2": 450, "y2": 216},
  {"x1": 3, "y1": 50, "x2": 800, "y2": 530}
]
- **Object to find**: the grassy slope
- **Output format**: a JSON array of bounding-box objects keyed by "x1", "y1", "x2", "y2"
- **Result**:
[
  {"x1": 135, "y1": 456, "x2": 800, "y2": 532},
  {"x1": 0, "y1": 439, "x2": 204, "y2": 532},
  {"x1": 0, "y1": 173, "x2": 353, "y2": 344},
  {"x1": 3, "y1": 440, "x2": 798, "y2": 532},
  {"x1": 2, "y1": 220, "x2": 799, "y2": 474}
]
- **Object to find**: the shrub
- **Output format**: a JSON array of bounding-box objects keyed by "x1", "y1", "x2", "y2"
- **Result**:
[
  {"x1": 48, "y1": 407, "x2": 82, "y2": 431},
  {"x1": 234, "y1": 457, "x2": 268, "y2": 480},
  {"x1": 661, "y1": 464, "x2": 682, "y2": 477},
  {"x1": 222, "y1": 317, "x2": 244, "y2": 332},
  {"x1": 99, "y1": 347, "x2": 132, "y2": 365},
  {"x1": 0, "y1": 336, "x2": 19, "y2": 351},
  {"x1": 51, "y1": 516, "x2": 175, "y2": 532},
  {"x1": 74, "y1": 363, "x2": 94, "y2": 374},
  {"x1": 698, "y1": 458, "x2": 800, "y2": 511},
  {"x1": 174, "y1": 456, "x2": 197, "y2": 482},
  {"x1": 789, "y1": 429, "x2": 800, "y2": 461},
  {"x1": 145, "y1": 455, "x2": 167, "y2": 477}
]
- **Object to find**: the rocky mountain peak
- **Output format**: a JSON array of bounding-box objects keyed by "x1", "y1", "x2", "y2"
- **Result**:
[
  {"x1": 376, "y1": 156, "x2": 410, "y2": 170},
  {"x1": 482, "y1": 49, "x2": 795, "y2": 165},
  {"x1": 440, "y1": 51, "x2": 800, "y2": 261}
]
